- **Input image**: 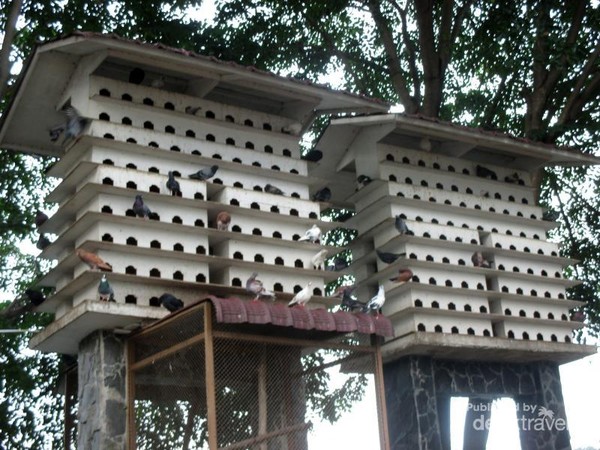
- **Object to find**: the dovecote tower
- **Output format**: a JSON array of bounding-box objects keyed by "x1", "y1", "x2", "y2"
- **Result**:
[
  {"x1": 311, "y1": 114, "x2": 599, "y2": 449},
  {"x1": 0, "y1": 33, "x2": 389, "y2": 450}
]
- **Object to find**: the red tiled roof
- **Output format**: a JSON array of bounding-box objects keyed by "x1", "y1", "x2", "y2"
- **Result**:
[{"x1": 205, "y1": 295, "x2": 394, "y2": 337}]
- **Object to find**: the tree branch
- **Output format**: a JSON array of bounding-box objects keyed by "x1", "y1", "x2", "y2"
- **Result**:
[
  {"x1": 367, "y1": 0, "x2": 419, "y2": 113},
  {"x1": 0, "y1": 0, "x2": 24, "y2": 102}
]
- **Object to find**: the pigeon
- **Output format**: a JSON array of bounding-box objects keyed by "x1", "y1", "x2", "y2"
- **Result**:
[
  {"x1": 376, "y1": 249, "x2": 406, "y2": 264},
  {"x1": 128, "y1": 67, "x2": 145, "y2": 84},
  {"x1": 570, "y1": 311, "x2": 585, "y2": 322},
  {"x1": 76, "y1": 249, "x2": 113, "y2": 272},
  {"x1": 265, "y1": 183, "x2": 284, "y2": 195},
  {"x1": 476, "y1": 165, "x2": 497, "y2": 180},
  {"x1": 97, "y1": 275, "x2": 115, "y2": 302},
  {"x1": 301, "y1": 149, "x2": 323, "y2": 162},
  {"x1": 288, "y1": 282, "x2": 312, "y2": 307},
  {"x1": 35, "y1": 210, "x2": 49, "y2": 228},
  {"x1": 363, "y1": 285, "x2": 386, "y2": 314},
  {"x1": 216, "y1": 211, "x2": 231, "y2": 231},
  {"x1": 281, "y1": 122, "x2": 303, "y2": 135},
  {"x1": 36, "y1": 233, "x2": 51, "y2": 250},
  {"x1": 166, "y1": 171, "x2": 181, "y2": 196},
  {"x1": 356, "y1": 175, "x2": 372, "y2": 190},
  {"x1": 190, "y1": 165, "x2": 219, "y2": 181},
  {"x1": 326, "y1": 256, "x2": 349, "y2": 271},
  {"x1": 312, "y1": 187, "x2": 331, "y2": 202},
  {"x1": 333, "y1": 285, "x2": 365, "y2": 312},
  {"x1": 389, "y1": 268, "x2": 413, "y2": 284},
  {"x1": 504, "y1": 172, "x2": 522, "y2": 184},
  {"x1": 25, "y1": 288, "x2": 46, "y2": 306},
  {"x1": 471, "y1": 251, "x2": 491, "y2": 268},
  {"x1": 185, "y1": 106, "x2": 202, "y2": 115},
  {"x1": 133, "y1": 195, "x2": 152, "y2": 219},
  {"x1": 311, "y1": 249, "x2": 328, "y2": 270},
  {"x1": 159, "y1": 293, "x2": 184, "y2": 312},
  {"x1": 297, "y1": 224, "x2": 321, "y2": 243},
  {"x1": 245, "y1": 272, "x2": 276, "y2": 301},
  {"x1": 395, "y1": 215, "x2": 411, "y2": 235},
  {"x1": 49, "y1": 105, "x2": 90, "y2": 145}
]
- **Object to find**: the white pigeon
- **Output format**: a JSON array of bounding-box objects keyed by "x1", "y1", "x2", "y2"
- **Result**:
[
  {"x1": 311, "y1": 249, "x2": 328, "y2": 270},
  {"x1": 288, "y1": 282, "x2": 313, "y2": 307},
  {"x1": 363, "y1": 285, "x2": 386, "y2": 314},
  {"x1": 298, "y1": 224, "x2": 321, "y2": 243}
]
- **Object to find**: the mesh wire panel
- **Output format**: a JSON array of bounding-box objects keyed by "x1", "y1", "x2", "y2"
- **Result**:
[{"x1": 130, "y1": 304, "x2": 383, "y2": 450}]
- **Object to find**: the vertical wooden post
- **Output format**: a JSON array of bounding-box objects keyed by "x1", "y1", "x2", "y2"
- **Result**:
[
  {"x1": 63, "y1": 368, "x2": 76, "y2": 449},
  {"x1": 204, "y1": 302, "x2": 218, "y2": 449},
  {"x1": 373, "y1": 338, "x2": 390, "y2": 450},
  {"x1": 258, "y1": 345, "x2": 268, "y2": 450}
]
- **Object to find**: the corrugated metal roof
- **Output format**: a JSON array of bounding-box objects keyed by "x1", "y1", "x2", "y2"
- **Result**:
[{"x1": 204, "y1": 295, "x2": 394, "y2": 337}]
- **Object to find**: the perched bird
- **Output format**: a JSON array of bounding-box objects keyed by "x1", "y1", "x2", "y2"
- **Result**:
[
  {"x1": 281, "y1": 122, "x2": 303, "y2": 135},
  {"x1": 356, "y1": 175, "x2": 372, "y2": 190},
  {"x1": 288, "y1": 282, "x2": 312, "y2": 307},
  {"x1": 35, "y1": 210, "x2": 49, "y2": 228},
  {"x1": 311, "y1": 249, "x2": 329, "y2": 270},
  {"x1": 376, "y1": 249, "x2": 406, "y2": 264},
  {"x1": 25, "y1": 288, "x2": 46, "y2": 306},
  {"x1": 97, "y1": 275, "x2": 115, "y2": 302},
  {"x1": 133, "y1": 194, "x2": 152, "y2": 219},
  {"x1": 395, "y1": 215, "x2": 411, "y2": 235},
  {"x1": 476, "y1": 165, "x2": 497, "y2": 180},
  {"x1": 326, "y1": 256, "x2": 349, "y2": 271},
  {"x1": 245, "y1": 272, "x2": 276, "y2": 301},
  {"x1": 312, "y1": 186, "x2": 331, "y2": 202},
  {"x1": 216, "y1": 211, "x2": 231, "y2": 231},
  {"x1": 298, "y1": 224, "x2": 322, "y2": 243},
  {"x1": 301, "y1": 149, "x2": 323, "y2": 162},
  {"x1": 389, "y1": 268, "x2": 413, "y2": 284},
  {"x1": 159, "y1": 293, "x2": 184, "y2": 312},
  {"x1": 333, "y1": 285, "x2": 365, "y2": 312},
  {"x1": 504, "y1": 172, "x2": 522, "y2": 184},
  {"x1": 166, "y1": 171, "x2": 181, "y2": 197},
  {"x1": 265, "y1": 183, "x2": 284, "y2": 195},
  {"x1": 76, "y1": 249, "x2": 113, "y2": 272},
  {"x1": 471, "y1": 251, "x2": 491, "y2": 268},
  {"x1": 363, "y1": 285, "x2": 386, "y2": 315},
  {"x1": 190, "y1": 165, "x2": 219, "y2": 181},
  {"x1": 36, "y1": 233, "x2": 51, "y2": 250},
  {"x1": 570, "y1": 311, "x2": 585, "y2": 322},
  {"x1": 49, "y1": 105, "x2": 90, "y2": 145},
  {"x1": 128, "y1": 67, "x2": 145, "y2": 84},
  {"x1": 185, "y1": 106, "x2": 202, "y2": 115}
]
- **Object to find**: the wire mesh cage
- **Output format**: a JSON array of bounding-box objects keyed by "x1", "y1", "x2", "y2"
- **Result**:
[{"x1": 128, "y1": 298, "x2": 390, "y2": 449}]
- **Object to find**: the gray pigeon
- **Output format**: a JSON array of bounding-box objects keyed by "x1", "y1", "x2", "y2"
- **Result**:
[
  {"x1": 265, "y1": 183, "x2": 284, "y2": 195},
  {"x1": 376, "y1": 249, "x2": 406, "y2": 264},
  {"x1": 133, "y1": 195, "x2": 151, "y2": 219},
  {"x1": 245, "y1": 272, "x2": 276, "y2": 301},
  {"x1": 395, "y1": 215, "x2": 411, "y2": 235},
  {"x1": 471, "y1": 251, "x2": 491, "y2": 268},
  {"x1": 98, "y1": 275, "x2": 115, "y2": 302},
  {"x1": 190, "y1": 165, "x2": 218, "y2": 181},
  {"x1": 36, "y1": 233, "x2": 51, "y2": 250},
  {"x1": 159, "y1": 293, "x2": 184, "y2": 312},
  {"x1": 356, "y1": 175, "x2": 372, "y2": 190},
  {"x1": 312, "y1": 187, "x2": 331, "y2": 202},
  {"x1": 166, "y1": 171, "x2": 181, "y2": 196},
  {"x1": 185, "y1": 106, "x2": 202, "y2": 115},
  {"x1": 49, "y1": 106, "x2": 90, "y2": 145},
  {"x1": 333, "y1": 285, "x2": 365, "y2": 312}
]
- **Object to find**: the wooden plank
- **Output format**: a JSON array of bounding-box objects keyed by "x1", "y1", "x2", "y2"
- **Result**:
[
  {"x1": 204, "y1": 302, "x2": 218, "y2": 449},
  {"x1": 129, "y1": 333, "x2": 205, "y2": 371}
]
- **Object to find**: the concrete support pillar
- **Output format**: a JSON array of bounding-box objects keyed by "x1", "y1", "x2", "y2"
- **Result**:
[{"x1": 77, "y1": 330, "x2": 127, "y2": 450}]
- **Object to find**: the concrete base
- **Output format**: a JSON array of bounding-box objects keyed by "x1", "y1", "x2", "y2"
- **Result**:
[{"x1": 384, "y1": 356, "x2": 572, "y2": 450}]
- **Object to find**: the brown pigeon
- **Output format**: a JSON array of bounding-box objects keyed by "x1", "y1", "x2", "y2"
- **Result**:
[
  {"x1": 245, "y1": 272, "x2": 275, "y2": 301},
  {"x1": 76, "y1": 249, "x2": 113, "y2": 272},
  {"x1": 471, "y1": 251, "x2": 491, "y2": 268},
  {"x1": 216, "y1": 211, "x2": 231, "y2": 231},
  {"x1": 389, "y1": 268, "x2": 413, "y2": 284}
]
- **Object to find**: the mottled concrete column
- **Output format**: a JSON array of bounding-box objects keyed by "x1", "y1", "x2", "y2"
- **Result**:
[
  {"x1": 77, "y1": 330, "x2": 127, "y2": 450},
  {"x1": 384, "y1": 356, "x2": 445, "y2": 450},
  {"x1": 516, "y1": 363, "x2": 571, "y2": 450}
]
